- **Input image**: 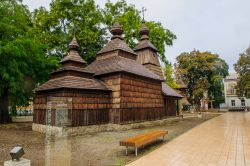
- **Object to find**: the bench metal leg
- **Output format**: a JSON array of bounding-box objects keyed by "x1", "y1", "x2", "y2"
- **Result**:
[
  {"x1": 135, "y1": 147, "x2": 138, "y2": 156},
  {"x1": 126, "y1": 146, "x2": 128, "y2": 155}
]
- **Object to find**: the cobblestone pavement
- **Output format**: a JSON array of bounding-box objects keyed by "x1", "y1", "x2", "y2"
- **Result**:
[{"x1": 127, "y1": 112, "x2": 250, "y2": 166}]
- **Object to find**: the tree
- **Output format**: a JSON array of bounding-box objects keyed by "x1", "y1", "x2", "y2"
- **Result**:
[
  {"x1": 163, "y1": 63, "x2": 178, "y2": 88},
  {"x1": 0, "y1": 0, "x2": 58, "y2": 123},
  {"x1": 175, "y1": 50, "x2": 228, "y2": 111},
  {"x1": 32, "y1": 0, "x2": 106, "y2": 63},
  {"x1": 234, "y1": 46, "x2": 250, "y2": 98}
]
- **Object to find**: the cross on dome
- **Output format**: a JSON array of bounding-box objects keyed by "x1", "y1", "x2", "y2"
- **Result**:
[{"x1": 140, "y1": 7, "x2": 147, "y2": 21}]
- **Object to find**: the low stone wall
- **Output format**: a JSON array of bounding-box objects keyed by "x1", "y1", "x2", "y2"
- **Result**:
[{"x1": 32, "y1": 116, "x2": 183, "y2": 135}]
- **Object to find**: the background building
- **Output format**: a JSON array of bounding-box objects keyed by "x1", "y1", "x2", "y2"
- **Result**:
[{"x1": 223, "y1": 73, "x2": 250, "y2": 111}]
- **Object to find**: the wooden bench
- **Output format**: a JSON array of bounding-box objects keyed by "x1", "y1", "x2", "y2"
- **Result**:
[{"x1": 120, "y1": 130, "x2": 167, "y2": 156}]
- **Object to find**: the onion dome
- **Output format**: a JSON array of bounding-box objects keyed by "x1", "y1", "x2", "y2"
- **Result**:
[
  {"x1": 134, "y1": 21, "x2": 158, "y2": 52},
  {"x1": 96, "y1": 22, "x2": 137, "y2": 57},
  {"x1": 60, "y1": 36, "x2": 87, "y2": 65},
  {"x1": 69, "y1": 36, "x2": 79, "y2": 50},
  {"x1": 110, "y1": 22, "x2": 123, "y2": 39},
  {"x1": 139, "y1": 21, "x2": 150, "y2": 40}
]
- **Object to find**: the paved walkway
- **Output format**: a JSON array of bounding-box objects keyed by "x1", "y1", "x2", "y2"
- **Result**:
[{"x1": 127, "y1": 112, "x2": 250, "y2": 166}]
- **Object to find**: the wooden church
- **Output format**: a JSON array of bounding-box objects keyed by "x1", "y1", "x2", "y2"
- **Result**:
[{"x1": 33, "y1": 22, "x2": 183, "y2": 127}]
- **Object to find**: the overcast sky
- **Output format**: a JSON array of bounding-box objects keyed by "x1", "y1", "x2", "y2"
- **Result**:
[{"x1": 22, "y1": 0, "x2": 250, "y2": 72}]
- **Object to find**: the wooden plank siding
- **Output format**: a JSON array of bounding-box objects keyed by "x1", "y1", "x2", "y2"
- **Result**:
[
  {"x1": 98, "y1": 73, "x2": 167, "y2": 124},
  {"x1": 143, "y1": 63, "x2": 164, "y2": 79},
  {"x1": 164, "y1": 97, "x2": 179, "y2": 117},
  {"x1": 33, "y1": 94, "x2": 47, "y2": 125},
  {"x1": 33, "y1": 89, "x2": 111, "y2": 126},
  {"x1": 71, "y1": 91, "x2": 111, "y2": 126},
  {"x1": 119, "y1": 74, "x2": 164, "y2": 123},
  {"x1": 33, "y1": 74, "x2": 179, "y2": 127},
  {"x1": 99, "y1": 74, "x2": 121, "y2": 123}
]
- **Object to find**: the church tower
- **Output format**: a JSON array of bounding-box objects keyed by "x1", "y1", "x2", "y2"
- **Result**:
[{"x1": 134, "y1": 21, "x2": 164, "y2": 79}]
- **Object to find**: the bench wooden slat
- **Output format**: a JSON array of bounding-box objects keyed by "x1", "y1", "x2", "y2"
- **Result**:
[
  {"x1": 120, "y1": 130, "x2": 167, "y2": 156},
  {"x1": 120, "y1": 130, "x2": 167, "y2": 147}
]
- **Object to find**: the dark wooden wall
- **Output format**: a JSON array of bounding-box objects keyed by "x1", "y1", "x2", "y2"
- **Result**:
[
  {"x1": 33, "y1": 89, "x2": 111, "y2": 126},
  {"x1": 99, "y1": 74, "x2": 121, "y2": 123},
  {"x1": 33, "y1": 94, "x2": 47, "y2": 125},
  {"x1": 164, "y1": 97, "x2": 178, "y2": 117},
  {"x1": 34, "y1": 74, "x2": 179, "y2": 127},
  {"x1": 119, "y1": 74, "x2": 164, "y2": 123},
  {"x1": 71, "y1": 91, "x2": 111, "y2": 126}
]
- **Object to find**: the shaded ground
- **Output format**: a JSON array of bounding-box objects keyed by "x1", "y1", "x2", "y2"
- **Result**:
[{"x1": 0, "y1": 113, "x2": 220, "y2": 166}]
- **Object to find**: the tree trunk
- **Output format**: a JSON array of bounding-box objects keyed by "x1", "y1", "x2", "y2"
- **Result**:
[
  {"x1": 0, "y1": 87, "x2": 11, "y2": 123},
  {"x1": 194, "y1": 96, "x2": 201, "y2": 113},
  {"x1": 202, "y1": 98, "x2": 206, "y2": 111}
]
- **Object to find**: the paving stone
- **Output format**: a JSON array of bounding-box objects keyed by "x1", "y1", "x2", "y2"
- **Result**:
[{"x1": 127, "y1": 112, "x2": 250, "y2": 166}]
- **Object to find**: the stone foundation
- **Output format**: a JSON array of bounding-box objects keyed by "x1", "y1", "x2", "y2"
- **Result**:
[
  {"x1": 32, "y1": 123, "x2": 63, "y2": 135},
  {"x1": 32, "y1": 116, "x2": 183, "y2": 135}
]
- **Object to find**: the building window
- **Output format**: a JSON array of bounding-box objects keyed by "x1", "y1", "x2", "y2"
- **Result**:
[
  {"x1": 231, "y1": 100, "x2": 235, "y2": 107},
  {"x1": 227, "y1": 83, "x2": 236, "y2": 95},
  {"x1": 241, "y1": 99, "x2": 245, "y2": 107}
]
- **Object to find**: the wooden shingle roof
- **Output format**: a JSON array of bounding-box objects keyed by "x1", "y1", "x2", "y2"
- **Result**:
[
  {"x1": 176, "y1": 79, "x2": 187, "y2": 89},
  {"x1": 88, "y1": 22, "x2": 163, "y2": 81},
  {"x1": 162, "y1": 83, "x2": 183, "y2": 98},
  {"x1": 35, "y1": 37, "x2": 109, "y2": 92},
  {"x1": 182, "y1": 97, "x2": 191, "y2": 106},
  {"x1": 60, "y1": 36, "x2": 87, "y2": 65},
  {"x1": 60, "y1": 50, "x2": 87, "y2": 64},
  {"x1": 97, "y1": 38, "x2": 137, "y2": 56},
  {"x1": 97, "y1": 22, "x2": 137, "y2": 56},
  {"x1": 51, "y1": 66, "x2": 93, "y2": 75},
  {"x1": 134, "y1": 22, "x2": 158, "y2": 52},
  {"x1": 134, "y1": 40, "x2": 158, "y2": 52},
  {"x1": 86, "y1": 56, "x2": 163, "y2": 81},
  {"x1": 35, "y1": 76, "x2": 110, "y2": 92}
]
